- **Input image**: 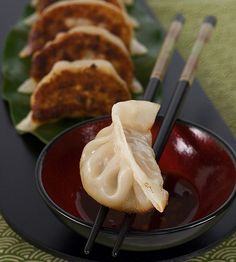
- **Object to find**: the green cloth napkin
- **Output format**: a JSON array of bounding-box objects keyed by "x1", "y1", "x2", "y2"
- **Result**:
[{"x1": 149, "y1": 0, "x2": 236, "y2": 137}]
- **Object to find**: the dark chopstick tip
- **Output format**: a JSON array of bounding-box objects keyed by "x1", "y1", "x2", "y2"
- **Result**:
[
  {"x1": 204, "y1": 16, "x2": 217, "y2": 27},
  {"x1": 112, "y1": 251, "x2": 118, "y2": 258},
  {"x1": 83, "y1": 205, "x2": 109, "y2": 256},
  {"x1": 174, "y1": 14, "x2": 185, "y2": 24},
  {"x1": 84, "y1": 248, "x2": 90, "y2": 255}
]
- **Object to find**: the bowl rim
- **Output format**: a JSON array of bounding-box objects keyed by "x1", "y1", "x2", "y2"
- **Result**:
[{"x1": 35, "y1": 115, "x2": 236, "y2": 236}]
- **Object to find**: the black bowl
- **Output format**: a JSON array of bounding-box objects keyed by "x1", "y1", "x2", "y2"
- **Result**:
[{"x1": 36, "y1": 117, "x2": 236, "y2": 251}]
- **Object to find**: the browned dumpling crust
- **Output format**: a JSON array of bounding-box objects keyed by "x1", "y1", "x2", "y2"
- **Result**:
[
  {"x1": 35, "y1": 0, "x2": 123, "y2": 13},
  {"x1": 25, "y1": 0, "x2": 132, "y2": 56},
  {"x1": 31, "y1": 60, "x2": 130, "y2": 124},
  {"x1": 31, "y1": 27, "x2": 134, "y2": 88},
  {"x1": 34, "y1": 0, "x2": 123, "y2": 13},
  {"x1": 33, "y1": 0, "x2": 56, "y2": 12}
]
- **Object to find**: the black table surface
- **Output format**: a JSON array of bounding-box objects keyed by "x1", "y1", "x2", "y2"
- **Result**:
[{"x1": 0, "y1": 1, "x2": 236, "y2": 262}]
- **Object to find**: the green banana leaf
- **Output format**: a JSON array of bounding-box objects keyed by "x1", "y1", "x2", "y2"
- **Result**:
[{"x1": 2, "y1": 1, "x2": 163, "y2": 144}]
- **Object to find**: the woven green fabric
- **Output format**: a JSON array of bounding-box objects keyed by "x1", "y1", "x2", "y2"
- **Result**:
[
  {"x1": 148, "y1": 0, "x2": 236, "y2": 136},
  {"x1": 147, "y1": 1, "x2": 236, "y2": 261},
  {"x1": 0, "y1": 215, "x2": 65, "y2": 262},
  {"x1": 1, "y1": 213, "x2": 236, "y2": 261}
]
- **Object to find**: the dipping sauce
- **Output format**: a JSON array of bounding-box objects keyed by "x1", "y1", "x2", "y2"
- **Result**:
[
  {"x1": 42, "y1": 118, "x2": 236, "y2": 231},
  {"x1": 73, "y1": 172, "x2": 199, "y2": 230}
]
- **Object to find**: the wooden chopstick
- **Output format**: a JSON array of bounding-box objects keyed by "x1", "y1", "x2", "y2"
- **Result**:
[
  {"x1": 84, "y1": 14, "x2": 185, "y2": 256},
  {"x1": 143, "y1": 14, "x2": 185, "y2": 101},
  {"x1": 84, "y1": 206, "x2": 109, "y2": 255},
  {"x1": 154, "y1": 16, "x2": 217, "y2": 161},
  {"x1": 112, "y1": 15, "x2": 216, "y2": 257},
  {"x1": 111, "y1": 14, "x2": 186, "y2": 257},
  {"x1": 112, "y1": 213, "x2": 135, "y2": 257}
]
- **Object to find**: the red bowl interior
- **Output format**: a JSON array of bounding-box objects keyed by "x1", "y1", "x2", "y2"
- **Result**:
[{"x1": 41, "y1": 118, "x2": 236, "y2": 231}]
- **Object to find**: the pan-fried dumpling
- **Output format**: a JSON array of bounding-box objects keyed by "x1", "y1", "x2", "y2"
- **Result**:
[
  {"x1": 27, "y1": 0, "x2": 139, "y2": 28},
  {"x1": 16, "y1": 60, "x2": 130, "y2": 132},
  {"x1": 26, "y1": 0, "x2": 125, "y2": 26},
  {"x1": 31, "y1": 0, "x2": 124, "y2": 12},
  {"x1": 80, "y1": 100, "x2": 169, "y2": 213},
  {"x1": 18, "y1": 26, "x2": 141, "y2": 94},
  {"x1": 31, "y1": 0, "x2": 55, "y2": 12},
  {"x1": 21, "y1": 0, "x2": 144, "y2": 57}
]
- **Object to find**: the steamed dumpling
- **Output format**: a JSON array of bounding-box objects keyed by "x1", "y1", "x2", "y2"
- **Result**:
[
  {"x1": 21, "y1": 0, "x2": 133, "y2": 57},
  {"x1": 18, "y1": 26, "x2": 138, "y2": 94},
  {"x1": 16, "y1": 60, "x2": 130, "y2": 132},
  {"x1": 80, "y1": 100, "x2": 169, "y2": 213}
]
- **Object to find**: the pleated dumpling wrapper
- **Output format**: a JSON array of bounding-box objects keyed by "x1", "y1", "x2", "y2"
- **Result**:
[
  {"x1": 16, "y1": 60, "x2": 130, "y2": 133},
  {"x1": 18, "y1": 26, "x2": 142, "y2": 94},
  {"x1": 80, "y1": 100, "x2": 169, "y2": 213},
  {"x1": 21, "y1": 0, "x2": 146, "y2": 57}
]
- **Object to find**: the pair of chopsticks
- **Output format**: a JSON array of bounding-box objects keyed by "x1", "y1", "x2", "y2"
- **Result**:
[{"x1": 84, "y1": 15, "x2": 216, "y2": 257}]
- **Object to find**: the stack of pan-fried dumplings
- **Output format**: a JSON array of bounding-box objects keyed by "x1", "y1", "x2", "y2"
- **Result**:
[{"x1": 17, "y1": 0, "x2": 146, "y2": 132}]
